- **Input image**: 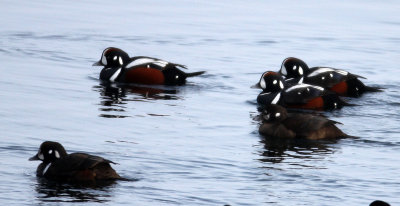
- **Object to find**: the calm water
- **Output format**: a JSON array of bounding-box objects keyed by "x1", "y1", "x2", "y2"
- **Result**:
[{"x1": 1, "y1": 0, "x2": 400, "y2": 205}]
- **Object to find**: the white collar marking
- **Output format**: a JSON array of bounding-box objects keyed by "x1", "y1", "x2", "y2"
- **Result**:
[
  {"x1": 43, "y1": 163, "x2": 52, "y2": 176},
  {"x1": 109, "y1": 68, "x2": 122, "y2": 82},
  {"x1": 271, "y1": 92, "x2": 281, "y2": 104}
]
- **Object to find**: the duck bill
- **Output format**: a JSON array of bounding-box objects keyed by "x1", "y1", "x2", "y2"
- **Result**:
[
  {"x1": 251, "y1": 83, "x2": 262, "y2": 89},
  {"x1": 92, "y1": 61, "x2": 103, "y2": 66},
  {"x1": 29, "y1": 154, "x2": 40, "y2": 161}
]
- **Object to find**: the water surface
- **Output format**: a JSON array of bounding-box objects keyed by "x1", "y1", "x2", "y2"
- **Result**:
[{"x1": 1, "y1": 0, "x2": 400, "y2": 205}]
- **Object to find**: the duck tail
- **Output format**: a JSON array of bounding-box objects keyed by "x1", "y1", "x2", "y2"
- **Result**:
[{"x1": 185, "y1": 71, "x2": 206, "y2": 78}]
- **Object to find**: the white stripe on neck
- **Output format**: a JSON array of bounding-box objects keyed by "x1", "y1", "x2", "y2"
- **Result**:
[{"x1": 109, "y1": 68, "x2": 122, "y2": 82}]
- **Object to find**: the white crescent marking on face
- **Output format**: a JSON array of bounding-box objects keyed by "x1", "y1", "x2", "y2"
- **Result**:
[
  {"x1": 260, "y1": 77, "x2": 266, "y2": 89},
  {"x1": 109, "y1": 68, "x2": 122, "y2": 82},
  {"x1": 119, "y1": 56, "x2": 123, "y2": 65},
  {"x1": 101, "y1": 56, "x2": 107, "y2": 65},
  {"x1": 279, "y1": 81, "x2": 284, "y2": 89},
  {"x1": 43, "y1": 163, "x2": 52, "y2": 175},
  {"x1": 271, "y1": 92, "x2": 281, "y2": 104},
  {"x1": 55, "y1": 151, "x2": 60, "y2": 158},
  {"x1": 281, "y1": 65, "x2": 287, "y2": 75},
  {"x1": 299, "y1": 66, "x2": 303, "y2": 75}
]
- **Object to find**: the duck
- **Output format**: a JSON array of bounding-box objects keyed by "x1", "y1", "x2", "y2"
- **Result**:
[
  {"x1": 370, "y1": 200, "x2": 390, "y2": 206},
  {"x1": 254, "y1": 71, "x2": 350, "y2": 110},
  {"x1": 278, "y1": 57, "x2": 382, "y2": 97},
  {"x1": 259, "y1": 104, "x2": 348, "y2": 140},
  {"x1": 93, "y1": 47, "x2": 205, "y2": 85},
  {"x1": 29, "y1": 141, "x2": 121, "y2": 182}
]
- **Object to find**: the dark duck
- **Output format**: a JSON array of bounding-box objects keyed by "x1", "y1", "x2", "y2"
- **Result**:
[
  {"x1": 278, "y1": 57, "x2": 382, "y2": 97},
  {"x1": 254, "y1": 71, "x2": 350, "y2": 110},
  {"x1": 259, "y1": 104, "x2": 348, "y2": 140},
  {"x1": 93, "y1": 47, "x2": 205, "y2": 85},
  {"x1": 29, "y1": 141, "x2": 121, "y2": 183}
]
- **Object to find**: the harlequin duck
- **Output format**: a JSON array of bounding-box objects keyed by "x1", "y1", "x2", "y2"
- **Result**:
[
  {"x1": 259, "y1": 104, "x2": 348, "y2": 139},
  {"x1": 254, "y1": 71, "x2": 350, "y2": 110},
  {"x1": 93, "y1": 47, "x2": 205, "y2": 85},
  {"x1": 370, "y1": 200, "x2": 390, "y2": 206},
  {"x1": 279, "y1": 57, "x2": 382, "y2": 97},
  {"x1": 29, "y1": 141, "x2": 121, "y2": 182}
]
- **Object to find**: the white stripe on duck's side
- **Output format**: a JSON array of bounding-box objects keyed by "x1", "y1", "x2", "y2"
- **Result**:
[
  {"x1": 285, "y1": 83, "x2": 324, "y2": 92},
  {"x1": 126, "y1": 58, "x2": 169, "y2": 68},
  {"x1": 308, "y1": 67, "x2": 349, "y2": 77}
]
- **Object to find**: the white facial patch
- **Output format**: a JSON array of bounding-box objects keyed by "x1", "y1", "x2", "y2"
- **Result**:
[
  {"x1": 119, "y1": 56, "x2": 123, "y2": 65},
  {"x1": 55, "y1": 150, "x2": 60, "y2": 158},
  {"x1": 293, "y1": 65, "x2": 297, "y2": 70},
  {"x1": 273, "y1": 80, "x2": 277, "y2": 85},
  {"x1": 101, "y1": 55, "x2": 107, "y2": 65},
  {"x1": 109, "y1": 68, "x2": 122, "y2": 82},
  {"x1": 48, "y1": 150, "x2": 53, "y2": 154},
  {"x1": 280, "y1": 65, "x2": 287, "y2": 75},
  {"x1": 321, "y1": 76, "x2": 325, "y2": 80},
  {"x1": 43, "y1": 163, "x2": 52, "y2": 175},
  {"x1": 175, "y1": 75, "x2": 179, "y2": 79},
  {"x1": 271, "y1": 92, "x2": 281, "y2": 104},
  {"x1": 279, "y1": 81, "x2": 284, "y2": 89},
  {"x1": 260, "y1": 76, "x2": 266, "y2": 89},
  {"x1": 38, "y1": 153, "x2": 44, "y2": 160},
  {"x1": 329, "y1": 73, "x2": 333, "y2": 78},
  {"x1": 275, "y1": 112, "x2": 281, "y2": 118},
  {"x1": 298, "y1": 66, "x2": 303, "y2": 75},
  {"x1": 113, "y1": 56, "x2": 118, "y2": 61}
]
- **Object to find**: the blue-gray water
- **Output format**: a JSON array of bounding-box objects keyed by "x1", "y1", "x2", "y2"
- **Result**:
[{"x1": 1, "y1": 0, "x2": 400, "y2": 205}]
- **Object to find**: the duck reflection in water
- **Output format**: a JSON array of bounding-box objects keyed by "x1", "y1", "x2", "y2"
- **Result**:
[
  {"x1": 35, "y1": 177, "x2": 115, "y2": 203},
  {"x1": 94, "y1": 82, "x2": 181, "y2": 118},
  {"x1": 253, "y1": 105, "x2": 345, "y2": 164},
  {"x1": 258, "y1": 136, "x2": 337, "y2": 164}
]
